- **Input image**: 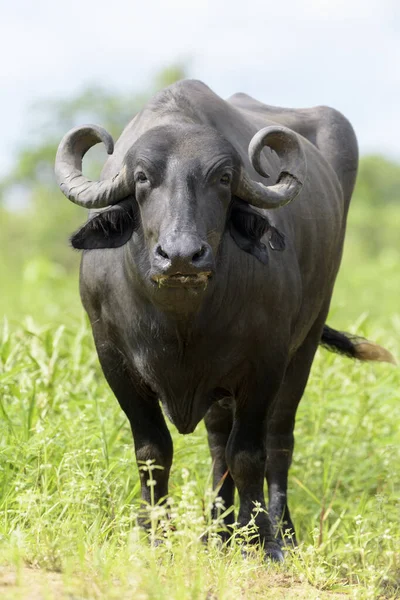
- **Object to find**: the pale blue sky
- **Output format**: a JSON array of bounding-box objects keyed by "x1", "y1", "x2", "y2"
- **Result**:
[{"x1": 1, "y1": 0, "x2": 399, "y2": 176}]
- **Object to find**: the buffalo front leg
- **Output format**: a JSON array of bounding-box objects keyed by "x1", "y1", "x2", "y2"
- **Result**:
[
  {"x1": 94, "y1": 338, "x2": 173, "y2": 530},
  {"x1": 125, "y1": 392, "x2": 173, "y2": 530},
  {"x1": 226, "y1": 370, "x2": 285, "y2": 562},
  {"x1": 204, "y1": 399, "x2": 235, "y2": 539}
]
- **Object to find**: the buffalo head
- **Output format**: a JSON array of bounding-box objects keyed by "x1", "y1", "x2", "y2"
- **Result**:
[{"x1": 55, "y1": 121, "x2": 306, "y2": 300}]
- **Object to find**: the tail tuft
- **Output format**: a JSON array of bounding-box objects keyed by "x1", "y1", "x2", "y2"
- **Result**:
[
  {"x1": 320, "y1": 325, "x2": 396, "y2": 365},
  {"x1": 351, "y1": 341, "x2": 396, "y2": 364}
]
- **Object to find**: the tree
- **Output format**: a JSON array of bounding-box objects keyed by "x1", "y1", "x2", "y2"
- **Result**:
[
  {"x1": 0, "y1": 66, "x2": 186, "y2": 318},
  {"x1": 1, "y1": 65, "x2": 187, "y2": 195},
  {"x1": 353, "y1": 154, "x2": 400, "y2": 207}
]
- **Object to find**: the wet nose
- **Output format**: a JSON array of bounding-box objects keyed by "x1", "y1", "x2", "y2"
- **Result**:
[
  {"x1": 154, "y1": 233, "x2": 214, "y2": 273},
  {"x1": 155, "y1": 243, "x2": 209, "y2": 264}
]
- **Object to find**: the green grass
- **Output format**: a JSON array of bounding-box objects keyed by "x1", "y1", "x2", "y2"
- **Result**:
[{"x1": 0, "y1": 228, "x2": 399, "y2": 599}]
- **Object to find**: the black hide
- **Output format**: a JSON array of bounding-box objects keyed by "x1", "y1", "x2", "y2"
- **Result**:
[{"x1": 56, "y1": 80, "x2": 361, "y2": 562}]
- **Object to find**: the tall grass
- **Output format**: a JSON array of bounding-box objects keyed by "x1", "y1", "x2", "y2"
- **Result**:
[
  {"x1": 0, "y1": 306, "x2": 399, "y2": 597},
  {"x1": 0, "y1": 198, "x2": 399, "y2": 598}
]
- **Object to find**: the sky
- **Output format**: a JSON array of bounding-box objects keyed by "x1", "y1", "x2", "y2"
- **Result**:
[{"x1": 1, "y1": 0, "x2": 399, "y2": 176}]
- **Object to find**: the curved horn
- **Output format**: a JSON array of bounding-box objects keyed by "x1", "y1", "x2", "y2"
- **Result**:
[
  {"x1": 55, "y1": 125, "x2": 131, "y2": 208},
  {"x1": 236, "y1": 126, "x2": 307, "y2": 209}
]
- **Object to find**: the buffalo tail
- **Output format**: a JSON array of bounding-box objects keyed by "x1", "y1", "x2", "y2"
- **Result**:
[{"x1": 320, "y1": 325, "x2": 396, "y2": 365}]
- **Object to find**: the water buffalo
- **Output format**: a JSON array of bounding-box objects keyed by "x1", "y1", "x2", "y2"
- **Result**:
[{"x1": 55, "y1": 80, "x2": 394, "y2": 561}]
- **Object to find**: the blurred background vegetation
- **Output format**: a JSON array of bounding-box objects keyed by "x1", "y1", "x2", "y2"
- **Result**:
[{"x1": 0, "y1": 65, "x2": 399, "y2": 330}]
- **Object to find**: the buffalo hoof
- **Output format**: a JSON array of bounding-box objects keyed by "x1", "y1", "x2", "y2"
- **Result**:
[
  {"x1": 201, "y1": 528, "x2": 231, "y2": 548},
  {"x1": 241, "y1": 541, "x2": 284, "y2": 563},
  {"x1": 264, "y1": 542, "x2": 284, "y2": 563}
]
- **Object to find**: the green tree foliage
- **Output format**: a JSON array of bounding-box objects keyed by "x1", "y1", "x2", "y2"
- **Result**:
[
  {"x1": 355, "y1": 155, "x2": 400, "y2": 206},
  {"x1": 349, "y1": 155, "x2": 400, "y2": 258},
  {"x1": 2, "y1": 64, "x2": 187, "y2": 190},
  {"x1": 0, "y1": 66, "x2": 186, "y2": 319}
]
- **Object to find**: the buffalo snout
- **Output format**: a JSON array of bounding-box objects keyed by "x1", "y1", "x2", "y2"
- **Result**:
[{"x1": 153, "y1": 232, "x2": 215, "y2": 277}]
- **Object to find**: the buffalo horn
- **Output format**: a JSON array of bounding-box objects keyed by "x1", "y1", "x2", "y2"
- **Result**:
[
  {"x1": 236, "y1": 126, "x2": 307, "y2": 209},
  {"x1": 55, "y1": 125, "x2": 130, "y2": 208}
]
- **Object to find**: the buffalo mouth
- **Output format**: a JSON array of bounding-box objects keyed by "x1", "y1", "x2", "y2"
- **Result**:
[{"x1": 152, "y1": 271, "x2": 212, "y2": 288}]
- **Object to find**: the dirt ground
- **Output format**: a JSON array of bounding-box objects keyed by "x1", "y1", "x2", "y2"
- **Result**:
[
  {"x1": 0, "y1": 567, "x2": 65, "y2": 600},
  {"x1": 0, "y1": 565, "x2": 352, "y2": 600}
]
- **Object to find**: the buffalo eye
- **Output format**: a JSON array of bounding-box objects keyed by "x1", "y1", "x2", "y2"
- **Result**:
[
  {"x1": 135, "y1": 171, "x2": 148, "y2": 184},
  {"x1": 220, "y1": 173, "x2": 231, "y2": 186}
]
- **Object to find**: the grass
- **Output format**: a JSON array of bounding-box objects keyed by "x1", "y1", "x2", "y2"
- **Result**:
[{"x1": 0, "y1": 223, "x2": 399, "y2": 599}]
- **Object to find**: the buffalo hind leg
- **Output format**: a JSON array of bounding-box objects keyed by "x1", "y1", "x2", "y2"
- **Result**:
[
  {"x1": 204, "y1": 399, "x2": 235, "y2": 540},
  {"x1": 266, "y1": 320, "x2": 325, "y2": 547},
  {"x1": 94, "y1": 336, "x2": 173, "y2": 531}
]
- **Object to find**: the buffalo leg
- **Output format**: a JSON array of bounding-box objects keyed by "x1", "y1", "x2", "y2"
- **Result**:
[
  {"x1": 204, "y1": 399, "x2": 235, "y2": 537},
  {"x1": 266, "y1": 321, "x2": 325, "y2": 546},
  {"x1": 94, "y1": 337, "x2": 173, "y2": 529},
  {"x1": 226, "y1": 370, "x2": 285, "y2": 561}
]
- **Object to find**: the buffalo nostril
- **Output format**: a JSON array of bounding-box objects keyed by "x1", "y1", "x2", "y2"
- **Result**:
[
  {"x1": 192, "y1": 246, "x2": 207, "y2": 262},
  {"x1": 156, "y1": 245, "x2": 169, "y2": 259}
]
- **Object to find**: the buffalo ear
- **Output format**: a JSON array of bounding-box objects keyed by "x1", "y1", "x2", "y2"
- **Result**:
[
  {"x1": 228, "y1": 199, "x2": 285, "y2": 264},
  {"x1": 70, "y1": 199, "x2": 138, "y2": 250}
]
